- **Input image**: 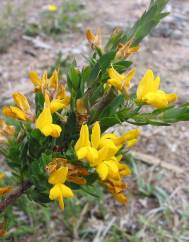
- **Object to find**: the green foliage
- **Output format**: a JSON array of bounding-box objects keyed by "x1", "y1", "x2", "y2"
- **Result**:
[
  {"x1": 106, "y1": 0, "x2": 169, "y2": 51},
  {"x1": 128, "y1": 0, "x2": 169, "y2": 45}
]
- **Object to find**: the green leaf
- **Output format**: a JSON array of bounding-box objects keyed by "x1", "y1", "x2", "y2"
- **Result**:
[
  {"x1": 113, "y1": 60, "x2": 132, "y2": 73},
  {"x1": 35, "y1": 92, "x2": 44, "y2": 116},
  {"x1": 28, "y1": 189, "x2": 50, "y2": 204},
  {"x1": 88, "y1": 51, "x2": 116, "y2": 85},
  {"x1": 100, "y1": 116, "x2": 121, "y2": 131},
  {"x1": 128, "y1": 0, "x2": 169, "y2": 45},
  {"x1": 129, "y1": 104, "x2": 189, "y2": 125},
  {"x1": 67, "y1": 64, "x2": 81, "y2": 90},
  {"x1": 99, "y1": 94, "x2": 125, "y2": 118}
]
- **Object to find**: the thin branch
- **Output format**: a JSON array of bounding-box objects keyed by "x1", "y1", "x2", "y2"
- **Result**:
[{"x1": 0, "y1": 180, "x2": 32, "y2": 213}]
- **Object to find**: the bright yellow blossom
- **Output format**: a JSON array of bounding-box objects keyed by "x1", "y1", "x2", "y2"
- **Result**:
[
  {"x1": 107, "y1": 66, "x2": 135, "y2": 93},
  {"x1": 47, "y1": 4, "x2": 57, "y2": 12},
  {"x1": 2, "y1": 92, "x2": 32, "y2": 121},
  {"x1": 35, "y1": 93, "x2": 62, "y2": 137},
  {"x1": 86, "y1": 29, "x2": 102, "y2": 49},
  {"x1": 137, "y1": 69, "x2": 177, "y2": 108},
  {"x1": 0, "y1": 119, "x2": 15, "y2": 144},
  {"x1": 48, "y1": 167, "x2": 74, "y2": 210},
  {"x1": 0, "y1": 172, "x2": 12, "y2": 196},
  {"x1": 75, "y1": 122, "x2": 140, "y2": 181},
  {"x1": 46, "y1": 158, "x2": 89, "y2": 185},
  {"x1": 29, "y1": 70, "x2": 70, "y2": 112}
]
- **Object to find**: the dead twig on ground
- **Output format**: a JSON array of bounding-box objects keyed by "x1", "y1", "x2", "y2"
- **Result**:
[{"x1": 132, "y1": 151, "x2": 184, "y2": 174}]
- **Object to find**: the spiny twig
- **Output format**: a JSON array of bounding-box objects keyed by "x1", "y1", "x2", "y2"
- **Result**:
[{"x1": 0, "y1": 180, "x2": 32, "y2": 213}]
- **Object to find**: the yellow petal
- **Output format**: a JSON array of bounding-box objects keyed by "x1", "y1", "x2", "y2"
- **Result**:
[
  {"x1": 60, "y1": 184, "x2": 74, "y2": 198},
  {"x1": 62, "y1": 96, "x2": 70, "y2": 107},
  {"x1": 105, "y1": 160, "x2": 119, "y2": 174},
  {"x1": 144, "y1": 90, "x2": 169, "y2": 108},
  {"x1": 76, "y1": 147, "x2": 89, "y2": 160},
  {"x1": 56, "y1": 84, "x2": 66, "y2": 99},
  {"x1": 41, "y1": 124, "x2": 62, "y2": 138},
  {"x1": 50, "y1": 99, "x2": 65, "y2": 113},
  {"x1": 96, "y1": 163, "x2": 109, "y2": 180},
  {"x1": 29, "y1": 71, "x2": 41, "y2": 87},
  {"x1": 44, "y1": 92, "x2": 51, "y2": 108},
  {"x1": 49, "y1": 184, "x2": 61, "y2": 200},
  {"x1": 108, "y1": 67, "x2": 123, "y2": 80},
  {"x1": 49, "y1": 184, "x2": 65, "y2": 210},
  {"x1": 98, "y1": 144, "x2": 118, "y2": 162},
  {"x1": 128, "y1": 46, "x2": 140, "y2": 54},
  {"x1": 58, "y1": 195, "x2": 64, "y2": 210},
  {"x1": 50, "y1": 70, "x2": 59, "y2": 89},
  {"x1": 91, "y1": 121, "x2": 101, "y2": 149},
  {"x1": 126, "y1": 139, "x2": 138, "y2": 148},
  {"x1": 36, "y1": 107, "x2": 52, "y2": 130},
  {"x1": 48, "y1": 167, "x2": 68, "y2": 185},
  {"x1": 0, "y1": 186, "x2": 12, "y2": 195},
  {"x1": 86, "y1": 29, "x2": 95, "y2": 43},
  {"x1": 13, "y1": 92, "x2": 30, "y2": 112},
  {"x1": 113, "y1": 193, "x2": 128, "y2": 204},
  {"x1": 137, "y1": 69, "x2": 160, "y2": 100},
  {"x1": 166, "y1": 93, "x2": 177, "y2": 103},
  {"x1": 99, "y1": 133, "x2": 118, "y2": 148},
  {"x1": 77, "y1": 146, "x2": 99, "y2": 165},
  {"x1": 3, "y1": 106, "x2": 27, "y2": 121},
  {"x1": 122, "y1": 68, "x2": 136, "y2": 92},
  {"x1": 86, "y1": 147, "x2": 99, "y2": 165},
  {"x1": 75, "y1": 124, "x2": 90, "y2": 151},
  {"x1": 119, "y1": 164, "x2": 131, "y2": 176},
  {"x1": 42, "y1": 71, "x2": 48, "y2": 89},
  {"x1": 114, "y1": 129, "x2": 140, "y2": 146},
  {"x1": 108, "y1": 78, "x2": 122, "y2": 91},
  {"x1": 48, "y1": 4, "x2": 57, "y2": 12}
]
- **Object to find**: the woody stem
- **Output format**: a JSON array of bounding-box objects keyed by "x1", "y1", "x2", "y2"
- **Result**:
[{"x1": 0, "y1": 180, "x2": 32, "y2": 213}]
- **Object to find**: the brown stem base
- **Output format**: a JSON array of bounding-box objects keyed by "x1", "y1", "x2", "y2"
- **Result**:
[{"x1": 0, "y1": 181, "x2": 32, "y2": 213}]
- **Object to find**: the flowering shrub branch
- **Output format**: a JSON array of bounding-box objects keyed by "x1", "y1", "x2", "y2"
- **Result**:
[{"x1": 0, "y1": 0, "x2": 188, "y2": 235}]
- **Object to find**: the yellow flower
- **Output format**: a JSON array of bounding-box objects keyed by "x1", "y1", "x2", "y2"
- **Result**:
[
  {"x1": 46, "y1": 158, "x2": 88, "y2": 185},
  {"x1": 0, "y1": 172, "x2": 12, "y2": 196},
  {"x1": 35, "y1": 93, "x2": 62, "y2": 137},
  {"x1": 2, "y1": 92, "x2": 32, "y2": 121},
  {"x1": 116, "y1": 40, "x2": 140, "y2": 58},
  {"x1": 29, "y1": 70, "x2": 70, "y2": 112},
  {"x1": 100, "y1": 129, "x2": 141, "y2": 147},
  {"x1": 75, "y1": 122, "x2": 139, "y2": 181},
  {"x1": 47, "y1": 4, "x2": 57, "y2": 12},
  {"x1": 137, "y1": 69, "x2": 177, "y2": 108},
  {"x1": 0, "y1": 119, "x2": 15, "y2": 144},
  {"x1": 107, "y1": 66, "x2": 135, "y2": 93},
  {"x1": 0, "y1": 186, "x2": 12, "y2": 195},
  {"x1": 29, "y1": 70, "x2": 58, "y2": 92},
  {"x1": 36, "y1": 107, "x2": 62, "y2": 138},
  {"x1": 29, "y1": 71, "x2": 47, "y2": 92},
  {"x1": 48, "y1": 167, "x2": 74, "y2": 210},
  {"x1": 86, "y1": 29, "x2": 102, "y2": 49}
]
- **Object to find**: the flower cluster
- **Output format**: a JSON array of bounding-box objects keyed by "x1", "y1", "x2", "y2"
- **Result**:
[
  {"x1": 1, "y1": 0, "x2": 188, "y2": 215},
  {"x1": 75, "y1": 122, "x2": 140, "y2": 203}
]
